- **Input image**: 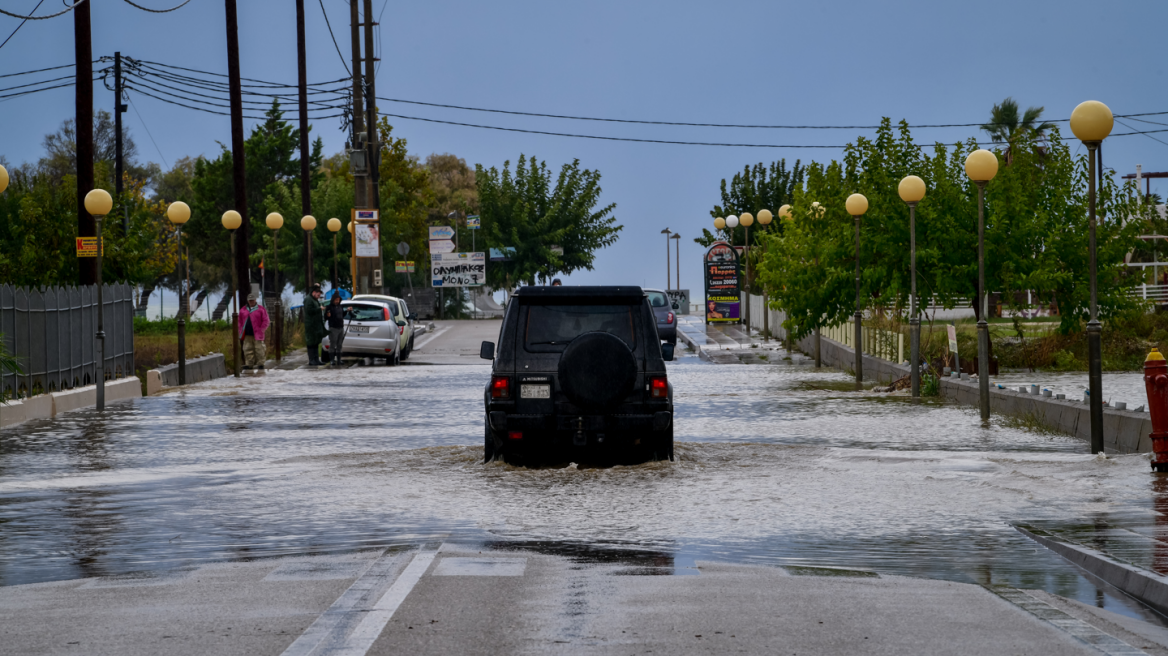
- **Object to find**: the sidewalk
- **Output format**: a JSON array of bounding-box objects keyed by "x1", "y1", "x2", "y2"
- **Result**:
[{"x1": 677, "y1": 315, "x2": 812, "y2": 365}]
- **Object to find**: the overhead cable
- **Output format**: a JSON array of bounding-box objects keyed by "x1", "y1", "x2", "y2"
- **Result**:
[
  {"x1": 121, "y1": 0, "x2": 192, "y2": 12},
  {"x1": 0, "y1": 0, "x2": 46, "y2": 51},
  {"x1": 0, "y1": 0, "x2": 84, "y2": 20}
]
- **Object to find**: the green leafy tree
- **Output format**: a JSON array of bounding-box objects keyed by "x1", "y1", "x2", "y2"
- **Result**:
[{"x1": 476, "y1": 155, "x2": 620, "y2": 291}]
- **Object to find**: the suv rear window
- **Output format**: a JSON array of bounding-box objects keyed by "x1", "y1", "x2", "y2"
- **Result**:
[
  {"x1": 646, "y1": 291, "x2": 669, "y2": 308},
  {"x1": 345, "y1": 303, "x2": 388, "y2": 321},
  {"x1": 525, "y1": 305, "x2": 636, "y2": 351}
]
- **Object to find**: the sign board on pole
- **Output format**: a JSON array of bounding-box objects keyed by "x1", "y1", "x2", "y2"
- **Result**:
[
  {"x1": 354, "y1": 209, "x2": 378, "y2": 222},
  {"x1": 703, "y1": 242, "x2": 740, "y2": 324},
  {"x1": 354, "y1": 223, "x2": 380, "y2": 257},
  {"x1": 947, "y1": 324, "x2": 958, "y2": 353},
  {"x1": 396, "y1": 241, "x2": 410, "y2": 256},
  {"x1": 428, "y1": 226, "x2": 455, "y2": 241},
  {"x1": 666, "y1": 289, "x2": 690, "y2": 315},
  {"x1": 395, "y1": 261, "x2": 416, "y2": 273},
  {"x1": 466, "y1": 215, "x2": 480, "y2": 230},
  {"x1": 432, "y1": 252, "x2": 485, "y2": 287},
  {"x1": 429, "y1": 239, "x2": 456, "y2": 254},
  {"x1": 75, "y1": 237, "x2": 103, "y2": 257}
]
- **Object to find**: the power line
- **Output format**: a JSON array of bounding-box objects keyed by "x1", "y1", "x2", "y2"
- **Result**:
[
  {"x1": 0, "y1": 0, "x2": 83, "y2": 20},
  {"x1": 128, "y1": 96, "x2": 168, "y2": 168},
  {"x1": 317, "y1": 0, "x2": 350, "y2": 76},
  {"x1": 1115, "y1": 118, "x2": 1168, "y2": 148},
  {"x1": 121, "y1": 0, "x2": 192, "y2": 13},
  {"x1": 0, "y1": 62, "x2": 76, "y2": 79},
  {"x1": 0, "y1": 0, "x2": 45, "y2": 52}
]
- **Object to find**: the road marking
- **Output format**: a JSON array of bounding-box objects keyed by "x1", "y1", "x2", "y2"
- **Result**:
[
  {"x1": 433, "y1": 557, "x2": 526, "y2": 576},
  {"x1": 411, "y1": 325, "x2": 450, "y2": 351},
  {"x1": 278, "y1": 553, "x2": 404, "y2": 656},
  {"x1": 327, "y1": 548, "x2": 438, "y2": 656}
]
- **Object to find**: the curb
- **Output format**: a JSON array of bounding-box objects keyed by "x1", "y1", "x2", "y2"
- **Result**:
[{"x1": 1016, "y1": 526, "x2": 1168, "y2": 616}]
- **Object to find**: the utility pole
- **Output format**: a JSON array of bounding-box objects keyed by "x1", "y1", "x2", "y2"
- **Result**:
[
  {"x1": 75, "y1": 0, "x2": 95, "y2": 286},
  {"x1": 349, "y1": 0, "x2": 366, "y2": 211},
  {"x1": 114, "y1": 52, "x2": 128, "y2": 233},
  {"x1": 295, "y1": 0, "x2": 313, "y2": 289},
  {"x1": 362, "y1": 0, "x2": 382, "y2": 294},
  {"x1": 225, "y1": 0, "x2": 250, "y2": 308}
]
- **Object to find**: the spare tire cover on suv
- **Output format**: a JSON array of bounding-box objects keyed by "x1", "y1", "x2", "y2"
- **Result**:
[{"x1": 558, "y1": 331, "x2": 637, "y2": 411}]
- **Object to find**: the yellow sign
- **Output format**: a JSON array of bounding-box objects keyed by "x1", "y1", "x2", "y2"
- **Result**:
[
  {"x1": 76, "y1": 237, "x2": 103, "y2": 257},
  {"x1": 395, "y1": 261, "x2": 415, "y2": 273}
]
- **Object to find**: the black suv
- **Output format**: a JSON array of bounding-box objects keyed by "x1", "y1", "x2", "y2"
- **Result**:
[{"x1": 480, "y1": 286, "x2": 675, "y2": 465}]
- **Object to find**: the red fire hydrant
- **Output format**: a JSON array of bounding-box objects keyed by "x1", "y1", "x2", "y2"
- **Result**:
[{"x1": 1145, "y1": 348, "x2": 1168, "y2": 472}]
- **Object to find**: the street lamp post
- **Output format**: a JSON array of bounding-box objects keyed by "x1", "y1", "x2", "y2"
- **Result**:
[
  {"x1": 167, "y1": 201, "x2": 191, "y2": 385},
  {"x1": 898, "y1": 176, "x2": 926, "y2": 397},
  {"x1": 266, "y1": 213, "x2": 284, "y2": 362},
  {"x1": 301, "y1": 215, "x2": 316, "y2": 292},
  {"x1": 757, "y1": 209, "x2": 772, "y2": 341},
  {"x1": 0, "y1": 165, "x2": 8, "y2": 193},
  {"x1": 965, "y1": 149, "x2": 1000, "y2": 420},
  {"x1": 741, "y1": 212, "x2": 755, "y2": 333},
  {"x1": 671, "y1": 232, "x2": 680, "y2": 292},
  {"x1": 1070, "y1": 100, "x2": 1114, "y2": 454},
  {"x1": 726, "y1": 215, "x2": 740, "y2": 325},
  {"x1": 661, "y1": 228, "x2": 672, "y2": 291},
  {"x1": 327, "y1": 218, "x2": 341, "y2": 291},
  {"x1": 222, "y1": 210, "x2": 243, "y2": 377},
  {"x1": 846, "y1": 194, "x2": 868, "y2": 387},
  {"x1": 84, "y1": 189, "x2": 113, "y2": 409}
]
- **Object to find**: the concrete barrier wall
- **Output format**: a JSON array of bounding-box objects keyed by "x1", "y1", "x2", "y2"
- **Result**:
[
  {"x1": 795, "y1": 332, "x2": 1151, "y2": 455},
  {"x1": 1, "y1": 377, "x2": 142, "y2": 428},
  {"x1": 154, "y1": 353, "x2": 227, "y2": 388}
]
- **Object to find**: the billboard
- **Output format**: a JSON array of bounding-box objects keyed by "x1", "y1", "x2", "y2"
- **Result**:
[
  {"x1": 354, "y1": 223, "x2": 380, "y2": 257},
  {"x1": 704, "y1": 242, "x2": 740, "y2": 324},
  {"x1": 432, "y1": 252, "x2": 486, "y2": 287}
]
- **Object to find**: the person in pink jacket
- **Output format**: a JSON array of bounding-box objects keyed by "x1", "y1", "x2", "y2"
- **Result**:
[{"x1": 238, "y1": 293, "x2": 270, "y2": 371}]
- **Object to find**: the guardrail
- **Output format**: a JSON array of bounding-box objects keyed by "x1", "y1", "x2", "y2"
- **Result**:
[{"x1": 823, "y1": 319, "x2": 904, "y2": 365}]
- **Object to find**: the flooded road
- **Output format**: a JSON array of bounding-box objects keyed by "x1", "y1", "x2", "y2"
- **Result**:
[{"x1": 1, "y1": 343, "x2": 1165, "y2": 622}]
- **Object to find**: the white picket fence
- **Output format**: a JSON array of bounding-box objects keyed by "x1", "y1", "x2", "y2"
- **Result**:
[{"x1": 823, "y1": 319, "x2": 904, "y2": 364}]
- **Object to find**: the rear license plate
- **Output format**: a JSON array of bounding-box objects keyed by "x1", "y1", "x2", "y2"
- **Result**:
[
  {"x1": 521, "y1": 384, "x2": 551, "y2": 399},
  {"x1": 349, "y1": 325, "x2": 370, "y2": 334}
]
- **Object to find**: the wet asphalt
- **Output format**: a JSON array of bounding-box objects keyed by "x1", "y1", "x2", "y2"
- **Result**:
[{"x1": 3, "y1": 319, "x2": 1168, "y2": 654}]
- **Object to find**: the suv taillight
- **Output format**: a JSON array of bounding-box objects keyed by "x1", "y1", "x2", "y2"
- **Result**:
[
  {"x1": 649, "y1": 375, "x2": 668, "y2": 399},
  {"x1": 666, "y1": 311, "x2": 674, "y2": 324},
  {"x1": 490, "y1": 376, "x2": 511, "y2": 399}
]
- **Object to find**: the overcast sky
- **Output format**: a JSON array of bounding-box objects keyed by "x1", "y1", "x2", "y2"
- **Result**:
[{"x1": 3, "y1": 0, "x2": 1167, "y2": 294}]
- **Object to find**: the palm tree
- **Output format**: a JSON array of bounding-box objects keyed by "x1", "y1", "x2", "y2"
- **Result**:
[{"x1": 980, "y1": 97, "x2": 1056, "y2": 164}]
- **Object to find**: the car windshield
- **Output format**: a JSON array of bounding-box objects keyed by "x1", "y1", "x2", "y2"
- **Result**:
[
  {"x1": 646, "y1": 292, "x2": 669, "y2": 308},
  {"x1": 344, "y1": 303, "x2": 387, "y2": 322},
  {"x1": 525, "y1": 305, "x2": 636, "y2": 349}
]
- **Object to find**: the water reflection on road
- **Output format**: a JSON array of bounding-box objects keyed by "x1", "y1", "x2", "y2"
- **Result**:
[{"x1": 0, "y1": 359, "x2": 1163, "y2": 620}]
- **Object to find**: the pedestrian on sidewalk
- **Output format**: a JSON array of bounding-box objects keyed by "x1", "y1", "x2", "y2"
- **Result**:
[
  {"x1": 324, "y1": 293, "x2": 347, "y2": 367},
  {"x1": 239, "y1": 293, "x2": 270, "y2": 371},
  {"x1": 304, "y1": 284, "x2": 326, "y2": 367}
]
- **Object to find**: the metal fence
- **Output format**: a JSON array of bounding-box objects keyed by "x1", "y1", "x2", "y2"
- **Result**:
[{"x1": 0, "y1": 284, "x2": 135, "y2": 398}]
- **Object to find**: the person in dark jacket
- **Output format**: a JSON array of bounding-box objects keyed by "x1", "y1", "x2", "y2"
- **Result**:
[
  {"x1": 304, "y1": 284, "x2": 326, "y2": 366},
  {"x1": 324, "y1": 294, "x2": 348, "y2": 366}
]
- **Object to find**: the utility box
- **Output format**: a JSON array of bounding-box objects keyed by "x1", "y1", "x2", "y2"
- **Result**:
[{"x1": 373, "y1": 269, "x2": 382, "y2": 287}]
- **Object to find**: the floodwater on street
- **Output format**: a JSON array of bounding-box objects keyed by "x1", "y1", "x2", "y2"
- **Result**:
[{"x1": 1, "y1": 352, "x2": 1166, "y2": 623}]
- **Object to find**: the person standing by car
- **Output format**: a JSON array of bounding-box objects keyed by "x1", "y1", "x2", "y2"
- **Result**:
[
  {"x1": 304, "y1": 284, "x2": 326, "y2": 367},
  {"x1": 324, "y1": 293, "x2": 347, "y2": 367},
  {"x1": 239, "y1": 293, "x2": 270, "y2": 371}
]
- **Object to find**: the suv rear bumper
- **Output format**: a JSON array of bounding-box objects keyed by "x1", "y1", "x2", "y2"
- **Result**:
[{"x1": 489, "y1": 410, "x2": 672, "y2": 432}]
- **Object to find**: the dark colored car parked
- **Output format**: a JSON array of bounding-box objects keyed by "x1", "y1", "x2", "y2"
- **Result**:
[
  {"x1": 480, "y1": 286, "x2": 675, "y2": 466},
  {"x1": 644, "y1": 288, "x2": 679, "y2": 345}
]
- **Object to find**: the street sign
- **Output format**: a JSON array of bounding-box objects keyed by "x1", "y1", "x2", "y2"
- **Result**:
[
  {"x1": 429, "y1": 225, "x2": 455, "y2": 241},
  {"x1": 75, "y1": 237, "x2": 103, "y2": 257},
  {"x1": 396, "y1": 241, "x2": 410, "y2": 256},
  {"x1": 466, "y1": 215, "x2": 480, "y2": 229},
  {"x1": 429, "y1": 239, "x2": 456, "y2": 254},
  {"x1": 432, "y1": 252, "x2": 485, "y2": 287},
  {"x1": 353, "y1": 209, "x2": 378, "y2": 222},
  {"x1": 395, "y1": 261, "x2": 415, "y2": 273},
  {"x1": 947, "y1": 324, "x2": 958, "y2": 353},
  {"x1": 355, "y1": 223, "x2": 380, "y2": 257}
]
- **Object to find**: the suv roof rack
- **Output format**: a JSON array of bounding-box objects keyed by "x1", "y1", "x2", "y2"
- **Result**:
[{"x1": 515, "y1": 286, "x2": 645, "y2": 299}]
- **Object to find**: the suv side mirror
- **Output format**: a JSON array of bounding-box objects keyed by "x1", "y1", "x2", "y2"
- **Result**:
[
  {"x1": 671, "y1": 302, "x2": 680, "y2": 310},
  {"x1": 396, "y1": 319, "x2": 407, "y2": 327},
  {"x1": 661, "y1": 342, "x2": 675, "y2": 361},
  {"x1": 480, "y1": 341, "x2": 495, "y2": 360}
]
